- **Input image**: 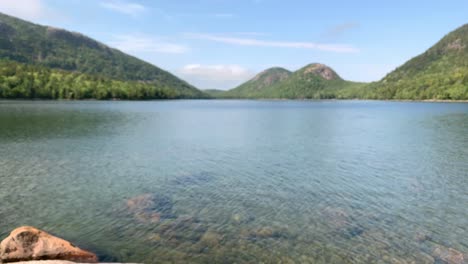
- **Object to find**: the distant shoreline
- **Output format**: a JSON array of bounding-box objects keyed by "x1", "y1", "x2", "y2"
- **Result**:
[
  {"x1": 0, "y1": 98, "x2": 467, "y2": 103},
  {"x1": 207, "y1": 98, "x2": 468, "y2": 103}
]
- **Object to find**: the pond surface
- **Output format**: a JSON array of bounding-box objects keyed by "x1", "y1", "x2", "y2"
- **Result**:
[{"x1": 0, "y1": 100, "x2": 467, "y2": 263}]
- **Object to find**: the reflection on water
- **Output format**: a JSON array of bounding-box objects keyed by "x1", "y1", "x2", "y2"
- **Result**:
[{"x1": 0, "y1": 100, "x2": 467, "y2": 263}]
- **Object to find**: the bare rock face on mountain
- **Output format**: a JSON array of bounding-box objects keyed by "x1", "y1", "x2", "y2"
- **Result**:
[
  {"x1": 0, "y1": 226, "x2": 98, "y2": 263},
  {"x1": 302, "y1": 64, "x2": 339, "y2": 80},
  {"x1": 446, "y1": 38, "x2": 465, "y2": 51}
]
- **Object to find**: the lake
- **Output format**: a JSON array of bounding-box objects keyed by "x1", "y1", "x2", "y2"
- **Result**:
[{"x1": 0, "y1": 100, "x2": 467, "y2": 263}]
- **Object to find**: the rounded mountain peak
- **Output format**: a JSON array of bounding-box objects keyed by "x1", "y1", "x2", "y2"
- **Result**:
[
  {"x1": 300, "y1": 63, "x2": 341, "y2": 80},
  {"x1": 251, "y1": 67, "x2": 292, "y2": 86}
]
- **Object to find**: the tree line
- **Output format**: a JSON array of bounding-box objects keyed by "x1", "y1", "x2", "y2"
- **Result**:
[{"x1": 0, "y1": 60, "x2": 205, "y2": 100}]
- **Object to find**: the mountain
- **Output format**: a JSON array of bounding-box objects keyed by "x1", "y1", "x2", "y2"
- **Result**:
[
  {"x1": 223, "y1": 67, "x2": 291, "y2": 98},
  {"x1": 214, "y1": 24, "x2": 468, "y2": 101},
  {"x1": 360, "y1": 24, "x2": 468, "y2": 100},
  {"x1": 0, "y1": 12, "x2": 205, "y2": 99},
  {"x1": 223, "y1": 64, "x2": 365, "y2": 99}
]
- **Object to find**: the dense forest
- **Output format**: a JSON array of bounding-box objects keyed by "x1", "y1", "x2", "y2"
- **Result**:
[{"x1": 0, "y1": 60, "x2": 205, "y2": 99}]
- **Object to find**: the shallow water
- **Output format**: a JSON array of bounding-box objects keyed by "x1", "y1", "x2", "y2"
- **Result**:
[{"x1": 0, "y1": 100, "x2": 467, "y2": 263}]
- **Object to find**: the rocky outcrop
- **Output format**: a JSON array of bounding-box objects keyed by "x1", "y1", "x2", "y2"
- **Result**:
[
  {"x1": 7, "y1": 260, "x2": 76, "y2": 264},
  {"x1": 14, "y1": 260, "x2": 139, "y2": 264},
  {"x1": 446, "y1": 38, "x2": 465, "y2": 51},
  {"x1": 0, "y1": 226, "x2": 98, "y2": 263},
  {"x1": 303, "y1": 64, "x2": 339, "y2": 80},
  {"x1": 10, "y1": 260, "x2": 86, "y2": 264}
]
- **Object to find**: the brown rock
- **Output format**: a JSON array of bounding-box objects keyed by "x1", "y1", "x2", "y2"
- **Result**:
[
  {"x1": 126, "y1": 194, "x2": 156, "y2": 212},
  {"x1": 0, "y1": 226, "x2": 98, "y2": 263},
  {"x1": 253, "y1": 227, "x2": 274, "y2": 238},
  {"x1": 432, "y1": 245, "x2": 466, "y2": 264},
  {"x1": 414, "y1": 231, "x2": 432, "y2": 243},
  {"x1": 126, "y1": 193, "x2": 173, "y2": 223},
  {"x1": 303, "y1": 64, "x2": 339, "y2": 80},
  {"x1": 199, "y1": 231, "x2": 223, "y2": 248},
  {"x1": 135, "y1": 211, "x2": 161, "y2": 224}
]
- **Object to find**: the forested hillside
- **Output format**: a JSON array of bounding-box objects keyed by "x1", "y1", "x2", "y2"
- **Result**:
[
  {"x1": 0, "y1": 60, "x2": 204, "y2": 99},
  {"x1": 0, "y1": 12, "x2": 205, "y2": 99},
  {"x1": 223, "y1": 64, "x2": 366, "y2": 99},
  {"x1": 347, "y1": 24, "x2": 468, "y2": 100}
]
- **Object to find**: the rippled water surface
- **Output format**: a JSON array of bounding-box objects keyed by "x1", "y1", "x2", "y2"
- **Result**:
[{"x1": 0, "y1": 100, "x2": 467, "y2": 263}]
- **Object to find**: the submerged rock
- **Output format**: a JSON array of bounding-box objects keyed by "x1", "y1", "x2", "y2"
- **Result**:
[
  {"x1": 321, "y1": 207, "x2": 365, "y2": 239},
  {"x1": 414, "y1": 231, "x2": 432, "y2": 243},
  {"x1": 199, "y1": 230, "x2": 223, "y2": 248},
  {"x1": 231, "y1": 211, "x2": 255, "y2": 225},
  {"x1": 321, "y1": 207, "x2": 350, "y2": 229},
  {"x1": 248, "y1": 226, "x2": 291, "y2": 240},
  {"x1": 252, "y1": 227, "x2": 274, "y2": 238},
  {"x1": 0, "y1": 226, "x2": 98, "y2": 263},
  {"x1": 157, "y1": 215, "x2": 207, "y2": 244},
  {"x1": 126, "y1": 193, "x2": 174, "y2": 223},
  {"x1": 432, "y1": 245, "x2": 466, "y2": 264}
]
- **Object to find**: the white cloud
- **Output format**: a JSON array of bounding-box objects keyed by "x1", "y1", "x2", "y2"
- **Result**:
[
  {"x1": 109, "y1": 34, "x2": 189, "y2": 54},
  {"x1": 180, "y1": 64, "x2": 254, "y2": 81},
  {"x1": 186, "y1": 33, "x2": 359, "y2": 53},
  {"x1": 0, "y1": 0, "x2": 45, "y2": 20},
  {"x1": 178, "y1": 64, "x2": 256, "y2": 89},
  {"x1": 100, "y1": 0, "x2": 146, "y2": 17}
]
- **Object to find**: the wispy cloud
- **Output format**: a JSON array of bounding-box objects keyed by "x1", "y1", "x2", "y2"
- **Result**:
[
  {"x1": 186, "y1": 33, "x2": 359, "y2": 53},
  {"x1": 99, "y1": 0, "x2": 146, "y2": 17},
  {"x1": 109, "y1": 34, "x2": 189, "y2": 54},
  {"x1": 321, "y1": 22, "x2": 360, "y2": 41},
  {"x1": 0, "y1": 0, "x2": 45, "y2": 20},
  {"x1": 178, "y1": 64, "x2": 256, "y2": 89}
]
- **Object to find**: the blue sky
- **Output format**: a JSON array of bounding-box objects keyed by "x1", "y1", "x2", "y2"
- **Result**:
[{"x1": 0, "y1": 0, "x2": 467, "y2": 89}]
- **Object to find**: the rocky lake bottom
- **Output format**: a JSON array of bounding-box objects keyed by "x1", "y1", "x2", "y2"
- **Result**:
[{"x1": 0, "y1": 100, "x2": 467, "y2": 263}]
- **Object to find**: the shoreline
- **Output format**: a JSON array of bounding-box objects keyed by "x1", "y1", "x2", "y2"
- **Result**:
[{"x1": 0, "y1": 98, "x2": 467, "y2": 103}]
